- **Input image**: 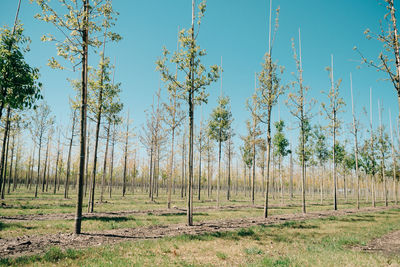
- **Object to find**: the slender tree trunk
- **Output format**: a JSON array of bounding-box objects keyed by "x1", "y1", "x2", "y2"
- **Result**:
[
  {"x1": 181, "y1": 134, "x2": 185, "y2": 199},
  {"x1": 2, "y1": 127, "x2": 10, "y2": 199},
  {"x1": 390, "y1": 110, "x2": 397, "y2": 205},
  {"x1": 122, "y1": 112, "x2": 129, "y2": 197},
  {"x1": 378, "y1": 102, "x2": 388, "y2": 207},
  {"x1": 100, "y1": 120, "x2": 110, "y2": 203},
  {"x1": 198, "y1": 135, "x2": 202, "y2": 201},
  {"x1": 343, "y1": 168, "x2": 347, "y2": 202},
  {"x1": 244, "y1": 162, "x2": 247, "y2": 197},
  {"x1": 109, "y1": 123, "x2": 115, "y2": 199},
  {"x1": 279, "y1": 156, "x2": 283, "y2": 203},
  {"x1": 65, "y1": 111, "x2": 76, "y2": 199},
  {"x1": 350, "y1": 74, "x2": 360, "y2": 209},
  {"x1": 290, "y1": 145, "x2": 293, "y2": 200},
  {"x1": 372, "y1": 174, "x2": 376, "y2": 207},
  {"x1": 149, "y1": 144, "x2": 154, "y2": 201},
  {"x1": 29, "y1": 146, "x2": 35, "y2": 190},
  {"x1": 46, "y1": 145, "x2": 51, "y2": 192},
  {"x1": 84, "y1": 129, "x2": 90, "y2": 197},
  {"x1": 264, "y1": 103, "x2": 272, "y2": 217},
  {"x1": 217, "y1": 138, "x2": 221, "y2": 208},
  {"x1": 320, "y1": 165, "x2": 324, "y2": 204},
  {"x1": 227, "y1": 139, "x2": 231, "y2": 201},
  {"x1": 0, "y1": 108, "x2": 11, "y2": 199},
  {"x1": 54, "y1": 135, "x2": 60, "y2": 194},
  {"x1": 42, "y1": 136, "x2": 50, "y2": 192},
  {"x1": 7, "y1": 133, "x2": 15, "y2": 194},
  {"x1": 207, "y1": 141, "x2": 210, "y2": 199},
  {"x1": 252, "y1": 136, "x2": 256, "y2": 205},
  {"x1": 13, "y1": 135, "x2": 20, "y2": 191},
  {"x1": 34, "y1": 136, "x2": 42, "y2": 199},
  {"x1": 74, "y1": 0, "x2": 89, "y2": 235}
]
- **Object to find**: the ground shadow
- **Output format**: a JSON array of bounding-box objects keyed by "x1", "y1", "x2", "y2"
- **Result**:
[
  {"x1": 0, "y1": 221, "x2": 37, "y2": 231},
  {"x1": 83, "y1": 216, "x2": 131, "y2": 222}
]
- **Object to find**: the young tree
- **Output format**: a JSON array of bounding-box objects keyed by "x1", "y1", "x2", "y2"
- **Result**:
[
  {"x1": 33, "y1": 0, "x2": 121, "y2": 234},
  {"x1": 29, "y1": 102, "x2": 54, "y2": 198},
  {"x1": 64, "y1": 107, "x2": 77, "y2": 199},
  {"x1": 313, "y1": 125, "x2": 329, "y2": 204},
  {"x1": 272, "y1": 120, "x2": 290, "y2": 203},
  {"x1": 252, "y1": 4, "x2": 284, "y2": 218},
  {"x1": 350, "y1": 73, "x2": 361, "y2": 209},
  {"x1": 122, "y1": 111, "x2": 132, "y2": 197},
  {"x1": 247, "y1": 80, "x2": 263, "y2": 205},
  {"x1": 208, "y1": 96, "x2": 233, "y2": 207},
  {"x1": 225, "y1": 130, "x2": 234, "y2": 201},
  {"x1": 287, "y1": 30, "x2": 314, "y2": 213},
  {"x1": 156, "y1": 0, "x2": 219, "y2": 226},
  {"x1": 389, "y1": 109, "x2": 398, "y2": 204},
  {"x1": 53, "y1": 127, "x2": 61, "y2": 194},
  {"x1": 321, "y1": 55, "x2": 345, "y2": 210},
  {"x1": 196, "y1": 119, "x2": 206, "y2": 200},
  {"x1": 240, "y1": 134, "x2": 254, "y2": 198},
  {"x1": 378, "y1": 101, "x2": 390, "y2": 206},
  {"x1": 332, "y1": 142, "x2": 345, "y2": 200},
  {"x1": 204, "y1": 132, "x2": 214, "y2": 198},
  {"x1": 360, "y1": 131, "x2": 379, "y2": 207},
  {"x1": 162, "y1": 79, "x2": 185, "y2": 208},
  {"x1": 86, "y1": 56, "x2": 122, "y2": 212}
]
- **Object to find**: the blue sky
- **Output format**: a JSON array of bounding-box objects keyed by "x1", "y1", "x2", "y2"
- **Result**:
[{"x1": 0, "y1": 0, "x2": 398, "y2": 153}]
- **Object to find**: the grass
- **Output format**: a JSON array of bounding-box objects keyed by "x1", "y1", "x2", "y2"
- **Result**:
[
  {"x1": 2, "y1": 208, "x2": 400, "y2": 266},
  {"x1": 1, "y1": 187, "x2": 400, "y2": 266},
  {"x1": 1, "y1": 187, "x2": 387, "y2": 238}
]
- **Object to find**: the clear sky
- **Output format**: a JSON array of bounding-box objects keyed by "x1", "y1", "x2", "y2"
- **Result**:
[{"x1": 0, "y1": 0, "x2": 398, "y2": 154}]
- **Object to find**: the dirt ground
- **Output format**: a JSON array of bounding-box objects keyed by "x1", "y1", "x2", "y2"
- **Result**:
[
  {"x1": 361, "y1": 230, "x2": 400, "y2": 256},
  {"x1": 0, "y1": 206, "x2": 394, "y2": 259},
  {"x1": 0, "y1": 204, "x2": 266, "y2": 222}
]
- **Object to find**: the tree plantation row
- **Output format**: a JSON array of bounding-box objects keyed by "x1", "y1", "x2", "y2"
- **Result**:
[{"x1": 1, "y1": 0, "x2": 400, "y2": 236}]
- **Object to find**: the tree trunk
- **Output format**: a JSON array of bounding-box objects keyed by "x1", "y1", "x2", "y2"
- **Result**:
[
  {"x1": 207, "y1": 140, "x2": 210, "y2": 199},
  {"x1": 54, "y1": 135, "x2": 60, "y2": 194},
  {"x1": 42, "y1": 136, "x2": 50, "y2": 192},
  {"x1": 64, "y1": 111, "x2": 76, "y2": 199},
  {"x1": 279, "y1": 156, "x2": 283, "y2": 203},
  {"x1": 252, "y1": 136, "x2": 256, "y2": 205},
  {"x1": 100, "y1": 120, "x2": 111, "y2": 203},
  {"x1": 7, "y1": 133, "x2": 15, "y2": 194},
  {"x1": 227, "y1": 139, "x2": 231, "y2": 201},
  {"x1": 84, "y1": 129, "x2": 90, "y2": 197},
  {"x1": 2, "y1": 127, "x2": 10, "y2": 199},
  {"x1": 181, "y1": 133, "x2": 185, "y2": 199},
  {"x1": 198, "y1": 134, "x2": 201, "y2": 201},
  {"x1": 0, "y1": 108, "x2": 11, "y2": 199},
  {"x1": 13, "y1": 135, "x2": 20, "y2": 191},
  {"x1": 217, "y1": 138, "x2": 221, "y2": 208},
  {"x1": 122, "y1": 112, "x2": 129, "y2": 197},
  {"x1": 109, "y1": 123, "x2": 115, "y2": 199},
  {"x1": 74, "y1": 0, "x2": 89, "y2": 234},
  {"x1": 264, "y1": 105, "x2": 272, "y2": 218}
]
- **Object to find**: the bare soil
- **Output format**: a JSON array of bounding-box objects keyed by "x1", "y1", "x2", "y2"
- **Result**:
[
  {"x1": 0, "y1": 206, "x2": 394, "y2": 259},
  {"x1": 0, "y1": 204, "x2": 268, "y2": 222},
  {"x1": 361, "y1": 230, "x2": 400, "y2": 256}
]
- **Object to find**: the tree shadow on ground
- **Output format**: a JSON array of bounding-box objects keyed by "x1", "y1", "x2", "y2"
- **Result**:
[
  {"x1": 83, "y1": 216, "x2": 131, "y2": 222},
  {"x1": 0, "y1": 221, "x2": 37, "y2": 231}
]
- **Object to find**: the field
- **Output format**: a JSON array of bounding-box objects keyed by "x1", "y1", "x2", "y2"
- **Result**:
[
  {"x1": 1, "y1": 188, "x2": 399, "y2": 266},
  {"x1": 1, "y1": 0, "x2": 400, "y2": 266}
]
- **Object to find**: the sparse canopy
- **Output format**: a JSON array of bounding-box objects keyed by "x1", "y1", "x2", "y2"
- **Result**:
[
  {"x1": 273, "y1": 120, "x2": 290, "y2": 158},
  {"x1": 208, "y1": 96, "x2": 232, "y2": 143}
]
